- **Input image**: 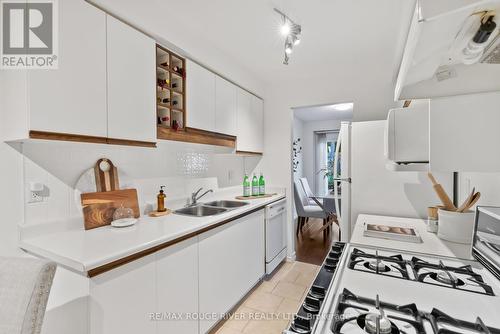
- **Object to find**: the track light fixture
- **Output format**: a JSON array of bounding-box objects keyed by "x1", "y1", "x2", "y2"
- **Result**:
[{"x1": 274, "y1": 8, "x2": 302, "y2": 65}]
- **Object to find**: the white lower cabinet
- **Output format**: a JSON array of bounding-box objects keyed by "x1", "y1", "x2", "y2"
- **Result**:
[
  {"x1": 156, "y1": 237, "x2": 199, "y2": 334},
  {"x1": 198, "y1": 210, "x2": 265, "y2": 333},
  {"x1": 89, "y1": 254, "x2": 156, "y2": 334},
  {"x1": 88, "y1": 210, "x2": 265, "y2": 334}
]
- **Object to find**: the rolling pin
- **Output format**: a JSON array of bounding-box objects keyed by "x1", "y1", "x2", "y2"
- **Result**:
[{"x1": 428, "y1": 173, "x2": 456, "y2": 211}]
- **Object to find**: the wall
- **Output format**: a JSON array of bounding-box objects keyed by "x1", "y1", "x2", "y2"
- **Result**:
[
  {"x1": 350, "y1": 121, "x2": 453, "y2": 225},
  {"x1": 292, "y1": 118, "x2": 304, "y2": 182},
  {"x1": 300, "y1": 120, "x2": 342, "y2": 194},
  {"x1": 458, "y1": 173, "x2": 500, "y2": 208},
  {"x1": 20, "y1": 140, "x2": 251, "y2": 226}
]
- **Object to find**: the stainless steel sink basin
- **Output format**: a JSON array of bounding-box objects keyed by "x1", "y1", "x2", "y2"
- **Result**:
[
  {"x1": 204, "y1": 200, "x2": 249, "y2": 208},
  {"x1": 174, "y1": 205, "x2": 228, "y2": 217}
]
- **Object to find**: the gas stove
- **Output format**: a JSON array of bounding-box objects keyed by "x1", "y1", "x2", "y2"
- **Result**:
[
  {"x1": 349, "y1": 248, "x2": 494, "y2": 296},
  {"x1": 286, "y1": 208, "x2": 500, "y2": 334},
  {"x1": 286, "y1": 244, "x2": 500, "y2": 334}
]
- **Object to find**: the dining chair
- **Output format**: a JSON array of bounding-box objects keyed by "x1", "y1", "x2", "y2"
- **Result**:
[
  {"x1": 0, "y1": 257, "x2": 56, "y2": 334},
  {"x1": 299, "y1": 177, "x2": 322, "y2": 206},
  {"x1": 294, "y1": 180, "x2": 338, "y2": 240}
]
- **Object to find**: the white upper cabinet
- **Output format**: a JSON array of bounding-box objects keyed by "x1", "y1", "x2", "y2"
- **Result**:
[
  {"x1": 186, "y1": 60, "x2": 216, "y2": 132},
  {"x1": 236, "y1": 88, "x2": 264, "y2": 153},
  {"x1": 106, "y1": 16, "x2": 156, "y2": 143},
  {"x1": 28, "y1": 0, "x2": 107, "y2": 137},
  {"x1": 215, "y1": 76, "x2": 237, "y2": 136}
]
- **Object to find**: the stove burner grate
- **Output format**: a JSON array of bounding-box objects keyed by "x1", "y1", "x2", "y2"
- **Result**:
[
  {"x1": 331, "y1": 289, "x2": 426, "y2": 334},
  {"x1": 410, "y1": 257, "x2": 494, "y2": 296},
  {"x1": 349, "y1": 249, "x2": 410, "y2": 280},
  {"x1": 427, "y1": 308, "x2": 500, "y2": 334}
]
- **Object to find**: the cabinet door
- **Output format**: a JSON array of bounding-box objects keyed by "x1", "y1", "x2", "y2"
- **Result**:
[
  {"x1": 251, "y1": 96, "x2": 264, "y2": 153},
  {"x1": 28, "y1": 0, "x2": 107, "y2": 137},
  {"x1": 106, "y1": 15, "x2": 156, "y2": 142},
  {"x1": 198, "y1": 210, "x2": 265, "y2": 333},
  {"x1": 89, "y1": 255, "x2": 156, "y2": 334},
  {"x1": 215, "y1": 76, "x2": 237, "y2": 136},
  {"x1": 156, "y1": 237, "x2": 199, "y2": 334},
  {"x1": 186, "y1": 60, "x2": 216, "y2": 132},
  {"x1": 236, "y1": 88, "x2": 253, "y2": 152}
]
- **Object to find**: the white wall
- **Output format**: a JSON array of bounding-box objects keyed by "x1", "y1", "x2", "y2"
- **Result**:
[
  {"x1": 459, "y1": 173, "x2": 500, "y2": 208},
  {"x1": 350, "y1": 121, "x2": 453, "y2": 225},
  {"x1": 301, "y1": 120, "x2": 342, "y2": 194},
  {"x1": 20, "y1": 140, "x2": 249, "y2": 226},
  {"x1": 292, "y1": 118, "x2": 304, "y2": 182}
]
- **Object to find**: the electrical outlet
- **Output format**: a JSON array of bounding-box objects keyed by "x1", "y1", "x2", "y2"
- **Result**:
[{"x1": 28, "y1": 191, "x2": 43, "y2": 203}]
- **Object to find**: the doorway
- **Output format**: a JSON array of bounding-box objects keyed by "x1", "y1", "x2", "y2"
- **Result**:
[{"x1": 291, "y1": 103, "x2": 352, "y2": 265}]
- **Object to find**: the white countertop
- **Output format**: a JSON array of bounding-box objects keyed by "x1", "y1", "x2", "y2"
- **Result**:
[
  {"x1": 351, "y1": 214, "x2": 473, "y2": 260},
  {"x1": 20, "y1": 191, "x2": 285, "y2": 275}
]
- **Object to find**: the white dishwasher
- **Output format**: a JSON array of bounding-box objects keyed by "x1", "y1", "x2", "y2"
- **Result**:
[{"x1": 265, "y1": 198, "x2": 287, "y2": 275}]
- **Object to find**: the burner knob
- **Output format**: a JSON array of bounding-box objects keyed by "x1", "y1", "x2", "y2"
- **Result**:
[
  {"x1": 303, "y1": 295, "x2": 321, "y2": 314},
  {"x1": 325, "y1": 257, "x2": 338, "y2": 271},
  {"x1": 308, "y1": 285, "x2": 326, "y2": 300},
  {"x1": 290, "y1": 315, "x2": 311, "y2": 334},
  {"x1": 329, "y1": 250, "x2": 341, "y2": 259}
]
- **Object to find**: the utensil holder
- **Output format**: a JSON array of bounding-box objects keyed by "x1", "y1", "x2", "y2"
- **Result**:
[{"x1": 437, "y1": 209, "x2": 475, "y2": 244}]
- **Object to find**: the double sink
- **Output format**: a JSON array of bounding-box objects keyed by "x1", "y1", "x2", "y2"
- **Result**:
[{"x1": 174, "y1": 200, "x2": 249, "y2": 217}]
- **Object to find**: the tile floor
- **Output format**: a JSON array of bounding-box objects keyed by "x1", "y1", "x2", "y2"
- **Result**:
[{"x1": 214, "y1": 261, "x2": 320, "y2": 334}]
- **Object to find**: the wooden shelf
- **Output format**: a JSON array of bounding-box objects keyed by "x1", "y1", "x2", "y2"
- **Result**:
[
  {"x1": 157, "y1": 126, "x2": 235, "y2": 148},
  {"x1": 29, "y1": 130, "x2": 157, "y2": 148},
  {"x1": 156, "y1": 44, "x2": 185, "y2": 131}
]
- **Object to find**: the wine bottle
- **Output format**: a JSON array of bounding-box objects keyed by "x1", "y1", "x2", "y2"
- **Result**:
[
  {"x1": 172, "y1": 100, "x2": 178, "y2": 106},
  {"x1": 172, "y1": 82, "x2": 178, "y2": 88},
  {"x1": 162, "y1": 98, "x2": 170, "y2": 104}
]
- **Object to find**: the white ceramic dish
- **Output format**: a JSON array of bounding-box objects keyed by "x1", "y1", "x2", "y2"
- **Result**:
[{"x1": 111, "y1": 218, "x2": 137, "y2": 228}]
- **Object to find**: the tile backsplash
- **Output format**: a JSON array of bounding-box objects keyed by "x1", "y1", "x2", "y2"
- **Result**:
[{"x1": 20, "y1": 139, "x2": 259, "y2": 226}]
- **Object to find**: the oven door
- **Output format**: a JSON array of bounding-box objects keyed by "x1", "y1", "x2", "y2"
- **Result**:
[{"x1": 472, "y1": 206, "x2": 500, "y2": 279}]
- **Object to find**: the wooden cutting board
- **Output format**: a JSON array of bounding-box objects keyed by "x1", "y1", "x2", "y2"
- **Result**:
[
  {"x1": 234, "y1": 193, "x2": 277, "y2": 200},
  {"x1": 94, "y1": 158, "x2": 119, "y2": 192},
  {"x1": 81, "y1": 189, "x2": 140, "y2": 230}
]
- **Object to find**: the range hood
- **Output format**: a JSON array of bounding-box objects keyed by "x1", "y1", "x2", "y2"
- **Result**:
[{"x1": 395, "y1": 0, "x2": 500, "y2": 100}]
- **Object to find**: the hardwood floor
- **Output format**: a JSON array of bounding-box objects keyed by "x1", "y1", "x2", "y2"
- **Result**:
[{"x1": 295, "y1": 218, "x2": 340, "y2": 266}]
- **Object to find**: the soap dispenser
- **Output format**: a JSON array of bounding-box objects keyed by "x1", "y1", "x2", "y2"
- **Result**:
[{"x1": 157, "y1": 186, "x2": 166, "y2": 212}]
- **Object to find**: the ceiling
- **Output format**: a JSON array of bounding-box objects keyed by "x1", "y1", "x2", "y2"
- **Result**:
[
  {"x1": 93, "y1": 0, "x2": 416, "y2": 120},
  {"x1": 293, "y1": 103, "x2": 353, "y2": 122}
]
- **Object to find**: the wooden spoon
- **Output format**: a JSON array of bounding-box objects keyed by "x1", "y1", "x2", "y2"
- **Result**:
[
  {"x1": 459, "y1": 192, "x2": 481, "y2": 212},
  {"x1": 456, "y1": 187, "x2": 475, "y2": 213}
]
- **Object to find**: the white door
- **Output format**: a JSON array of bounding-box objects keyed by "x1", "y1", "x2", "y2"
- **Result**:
[
  {"x1": 106, "y1": 15, "x2": 156, "y2": 142},
  {"x1": 186, "y1": 60, "x2": 216, "y2": 132},
  {"x1": 28, "y1": 0, "x2": 107, "y2": 137},
  {"x1": 215, "y1": 76, "x2": 237, "y2": 135},
  {"x1": 156, "y1": 238, "x2": 199, "y2": 334},
  {"x1": 89, "y1": 255, "x2": 156, "y2": 334},
  {"x1": 198, "y1": 210, "x2": 265, "y2": 333}
]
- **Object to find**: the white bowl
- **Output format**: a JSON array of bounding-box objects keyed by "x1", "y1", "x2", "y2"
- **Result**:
[{"x1": 437, "y1": 209, "x2": 475, "y2": 244}]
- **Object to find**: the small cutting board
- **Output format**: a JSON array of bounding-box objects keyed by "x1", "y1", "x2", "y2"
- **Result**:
[
  {"x1": 94, "y1": 158, "x2": 119, "y2": 192},
  {"x1": 81, "y1": 189, "x2": 140, "y2": 230},
  {"x1": 235, "y1": 193, "x2": 277, "y2": 200}
]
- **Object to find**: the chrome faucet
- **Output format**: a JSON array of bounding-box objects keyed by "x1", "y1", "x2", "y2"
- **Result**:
[{"x1": 190, "y1": 187, "x2": 213, "y2": 206}]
